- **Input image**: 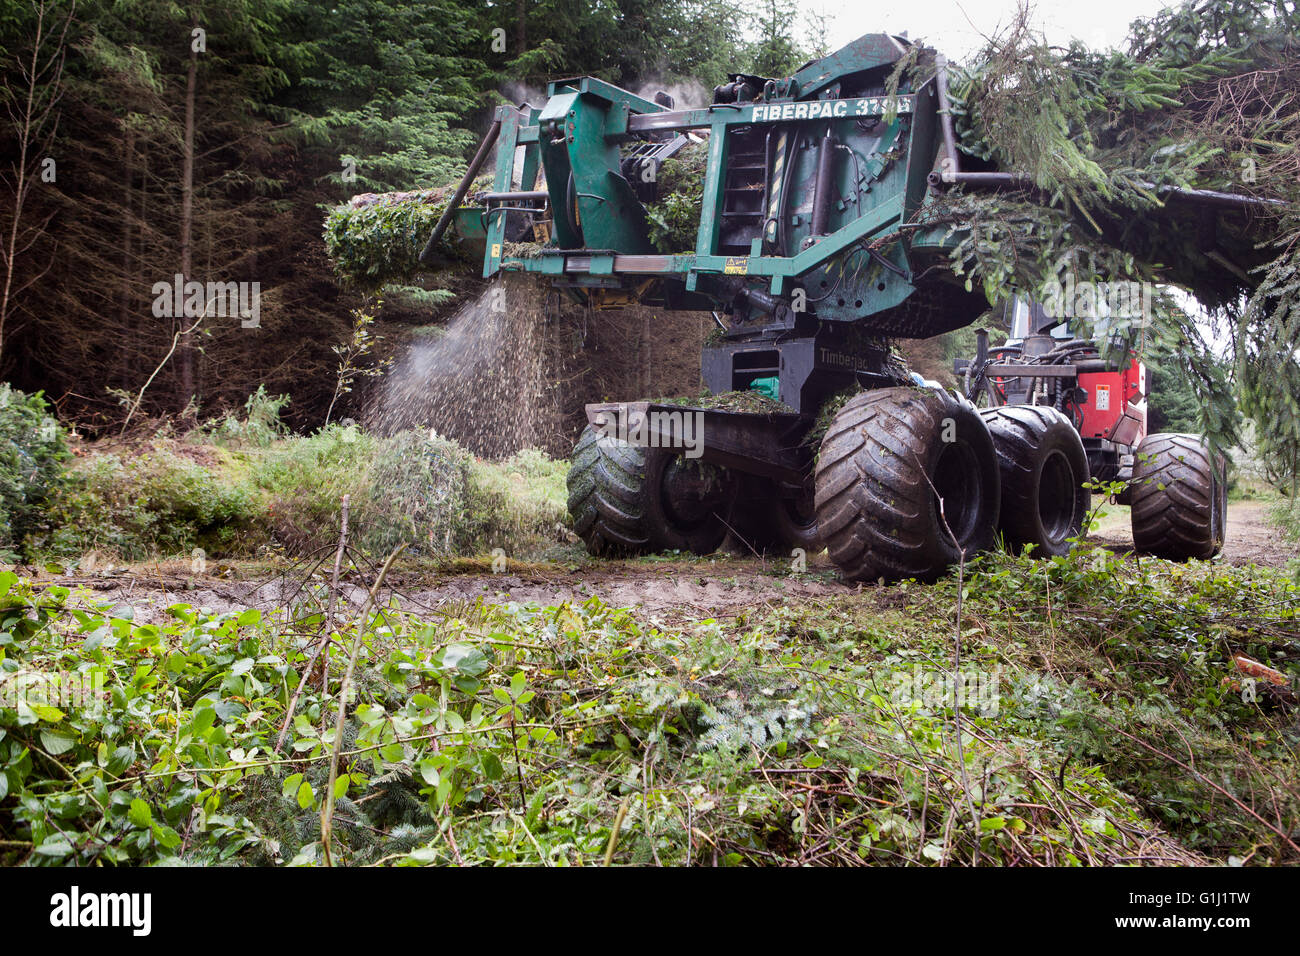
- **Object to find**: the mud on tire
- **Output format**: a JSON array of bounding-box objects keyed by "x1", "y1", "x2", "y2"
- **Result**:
[
  {"x1": 981, "y1": 405, "x2": 1090, "y2": 556},
  {"x1": 1130, "y1": 433, "x2": 1227, "y2": 560},
  {"x1": 566, "y1": 425, "x2": 651, "y2": 555},
  {"x1": 566, "y1": 425, "x2": 732, "y2": 556},
  {"x1": 640, "y1": 450, "x2": 731, "y2": 554},
  {"x1": 814, "y1": 387, "x2": 1000, "y2": 582}
]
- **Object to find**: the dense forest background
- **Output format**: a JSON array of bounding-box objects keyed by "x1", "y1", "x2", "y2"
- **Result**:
[
  {"x1": 0, "y1": 0, "x2": 1231, "y2": 443},
  {"x1": 0, "y1": 0, "x2": 817, "y2": 431}
]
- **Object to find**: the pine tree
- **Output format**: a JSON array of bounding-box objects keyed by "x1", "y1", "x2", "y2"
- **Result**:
[{"x1": 746, "y1": 0, "x2": 806, "y2": 78}]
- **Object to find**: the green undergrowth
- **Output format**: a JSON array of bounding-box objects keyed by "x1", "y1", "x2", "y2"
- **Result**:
[
  {"x1": 1273, "y1": 501, "x2": 1300, "y2": 542},
  {"x1": 37, "y1": 424, "x2": 569, "y2": 566},
  {"x1": 922, "y1": 546, "x2": 1300, "y2": 861},
  {"x1": 2, "y1": 545, "x2": 1295, "y2": 866},
  {"x1": 0, "y1": 385, "x2": 71, "y2": 563}
]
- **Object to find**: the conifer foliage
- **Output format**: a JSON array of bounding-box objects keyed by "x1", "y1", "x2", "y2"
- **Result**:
[{"x1": 922, "y1": 1, "x2": 1298, "y2": 459}]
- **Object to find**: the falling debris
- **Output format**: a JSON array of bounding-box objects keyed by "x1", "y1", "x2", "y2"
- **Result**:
[{"x1": 366, "y1": 275, "x2": 557, "y2": 457}]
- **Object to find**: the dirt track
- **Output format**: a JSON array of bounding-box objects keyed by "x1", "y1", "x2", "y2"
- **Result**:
[
  {"x1": 1089, "y1": 498, "x2": 1297, "y2": 569},
  {"x1": 21, "y1": 502, "x2": 1295, "y2": 624},
  {"x1": 42, "y1": 555, "x2": 853, "y2": 626}
]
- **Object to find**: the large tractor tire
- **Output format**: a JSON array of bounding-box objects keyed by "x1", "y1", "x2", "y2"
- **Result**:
[
  {"x1": 566, "y1": 426, "x2": 731, "y2": 556},
  {"x1": 814, "y1": 387, "x2": 1000, "y2": 582},
  {"x1": 1130, "y1": 433, "x2": 1227, "y2": 560},
  {"x1": 980, "y1": 405, "x2": 1090, "y2": 556},
  {"x1": 721, "y1": 479, "x2": 821, "y2": 556},
  {"x1": 737, "y1": 493, "x2": 822, "y2": 554},
  {"x1": 567, "y1": 425, "x2": 652, "y2": 554}
]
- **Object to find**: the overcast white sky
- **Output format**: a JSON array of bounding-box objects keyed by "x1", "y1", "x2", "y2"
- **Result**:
[{"x1": 808, "y1": 0, "x2": 1182, "y2": 62}]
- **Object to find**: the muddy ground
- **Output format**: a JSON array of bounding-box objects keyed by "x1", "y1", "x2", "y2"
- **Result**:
[
  {"x1": 20, "y1": 500, "x2": 1297, "y2": 625},
  {"x1": 1089, "y1": 497, "x2": 1297, "y2": 569},
  {"x1": 36, "y1": 553, "x2": 851, "y2": 627}
]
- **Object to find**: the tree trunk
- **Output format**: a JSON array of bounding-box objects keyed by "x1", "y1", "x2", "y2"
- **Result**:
[
  {"x1": 0, "y1": 1, "x2": 65, "y2": 368},
  {"x1": 119, "y1": 127, "x2": 134, "y2": 330},
  {"x1": 1291, "y1": 443, "x2": 1297, "y2": 501},
  {"x1": 177, "y1": 9, "x2": 199, "y2": 408}
]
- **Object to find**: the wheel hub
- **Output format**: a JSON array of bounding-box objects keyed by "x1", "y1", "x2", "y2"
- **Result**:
[
  {"x1": 1037, "y1": 449, "x2": 1075, "y2": 542},
  {"x1": 660, "y1": 458, "x2": 728, "y2": 528},
  {"x1": 933, "y1": 442, "x2": 981, "y2": 545}
]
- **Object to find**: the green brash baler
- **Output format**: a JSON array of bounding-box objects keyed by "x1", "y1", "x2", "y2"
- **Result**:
[{"x1": 421, "y1": 33, "x2": 1257, "y2": 580}]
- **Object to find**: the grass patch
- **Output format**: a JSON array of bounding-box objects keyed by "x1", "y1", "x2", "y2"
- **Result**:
[{"x1": 1272, "y1": 500, "x2": 1300, "y2": 542}]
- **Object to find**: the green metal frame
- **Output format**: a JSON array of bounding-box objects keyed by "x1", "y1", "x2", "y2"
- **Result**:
[
  {"x1": 486, "y1": 96, "x2": 927, "y2": 283},
  {"x1": 462, "y1": 35, "x2": 963, "y2": 315}
]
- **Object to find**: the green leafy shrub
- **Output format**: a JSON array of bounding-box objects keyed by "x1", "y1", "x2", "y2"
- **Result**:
[
  {"x1": 34, "y1": 388, "x2": 569, "y2": 563},
  {"x1": 249, "y1": 424, "x2": 377, "y2": 554},
  {"x1": 466, "y1": 448, "x2": 569, "y2": 550},
  {"x1": 645, "y1": 140, "x2": 708, "y2": 252},
  {"x1": 0, "y1": 385, "x2": 70, "y2": 562},
  {"x1": 50, "y1": 445, "x2": 262, "y2": 560},
  {"x1": 321, "y1": 178, "x2": 489, "y2": 288},
  {"x1": 250, "y1": 427, "x2": 568, "y2": 558},
  {"x1": 352, "y1": 430, "x2": 477, "y2": 556},
  {"x1": 203, "y1": 386, "x2": 291, "y2": 449}
]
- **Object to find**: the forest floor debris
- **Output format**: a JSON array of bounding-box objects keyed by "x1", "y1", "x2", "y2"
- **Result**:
[
  {"x1": 14, "y1": 499, "x2": 1295, "y2": 625},
  {"x1": 3, "y1": 529, "x2": 1296, "y2": 866}
]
